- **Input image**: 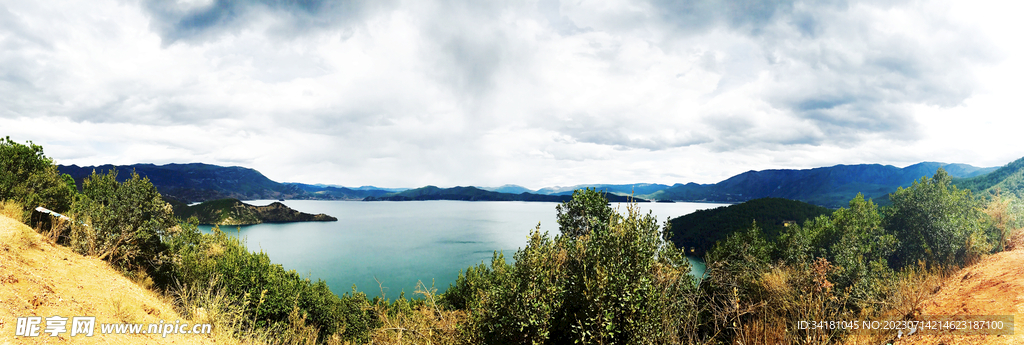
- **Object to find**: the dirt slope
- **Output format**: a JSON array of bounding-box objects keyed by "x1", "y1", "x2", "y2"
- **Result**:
[
  {"x1": 895, "y1": 232, "x2": 1024, "y2": 345},
  {"x1": 0, "y1": 215, "x2": 220, "y2": 344}
]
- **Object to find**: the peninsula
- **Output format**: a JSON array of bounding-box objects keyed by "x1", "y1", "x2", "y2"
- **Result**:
[{"x1": 170, "y1": 198, "x2": 338, "y2": 226}]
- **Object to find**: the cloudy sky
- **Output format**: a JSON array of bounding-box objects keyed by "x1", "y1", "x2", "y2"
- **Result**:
[{"x1": 1, "y1": 0, "x2": 1021, "y2": 189}]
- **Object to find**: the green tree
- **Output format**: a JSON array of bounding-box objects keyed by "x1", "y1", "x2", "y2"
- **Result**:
[
  {"x1": 461, "y1": 190, "x2": 700, "y2": 344},
  {"x1": 886, "y1": 168, "x2": 987, "y2": 267},
  {"x1": 555, "y1": 188, "x2": 615, "y2": 238},
  {"x1": 0, "y1": 136, "x2": 75, "y2": 222},
  {"x1": 827, "y1": 194, "x2": 897, "y2": 306},
  {"x1": 68, "y1": 169, "x2": 176, "y2": 270},
  {"x1": 706, "y1": 222, "x2": 774, "y2": 296}
]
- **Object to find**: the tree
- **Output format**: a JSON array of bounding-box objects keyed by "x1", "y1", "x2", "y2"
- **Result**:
[
  {"x1": 462, "y1": 190, "x2": 700, "y2": 344},
  {"x1": 555, "y1": 188, "x2": 615, "y2": 238},
  {"x1": 827, "y1": 194, "x2": 896, "y2": 305},
  {"x1": 886, "y1": 168, "x2": 986, "y2": 267},
  {"x1": 68, "y1": 169, "x2": 176, "y2": 270},
  {"x1": 0, "y1": 136, "x2": 75, "y2": 222}
]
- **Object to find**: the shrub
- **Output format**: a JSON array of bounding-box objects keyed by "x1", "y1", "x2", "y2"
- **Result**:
[
  {"x1": 886, "y1": 169, "x2": 988, "y2": 267},
  {"x1": 0, "y1": 136, "x2": 75, "y2": 223},
  {"x1": 67, "y1": 169, "x2": 176, "y2": 270},
  {"x1": 451, "y1": 189, "x2": 702, "y2": 344},
  {"x1": 163, "y1": 221, "x2": 375, "y2": 343}
]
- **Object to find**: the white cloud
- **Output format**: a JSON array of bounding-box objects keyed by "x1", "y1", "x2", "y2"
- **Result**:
[{"x1": 0, "y1": 0, "x2": 1019, "y2": 189}]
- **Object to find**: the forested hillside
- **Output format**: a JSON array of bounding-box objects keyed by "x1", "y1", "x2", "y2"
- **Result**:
[
  {"x1": 668, "y1": 198, "x2": 833, "y2": 257},
  {"x1": 953, "y1": 156, "x2": 1024, "y2": 200},
  {"x1": 59, "y1": 164, "x2": 392, "y2": 203},
  {"x1": 169, "y1": 198, "x2": 338, "y2": 225},
  {"x1": 647, "y1": 162, "x2": 994, "y2": 207}
]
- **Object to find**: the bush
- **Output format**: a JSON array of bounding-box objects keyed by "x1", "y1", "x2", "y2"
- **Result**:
[
  {"x1": 0, "y1": 136, "x2": 75, "y2": 223},
  {"x1": 886, "y1": 169, "x2": 988, "y2": 267},
  {"x1": 67, "y1": 169, "x2": 176, "y2": 270},
  {"x1": 449, "y1": 189, "x2": 702, "y2": 344},
  {"x1": 163, "y1": 220, "x2": 375, "y2": 343}
]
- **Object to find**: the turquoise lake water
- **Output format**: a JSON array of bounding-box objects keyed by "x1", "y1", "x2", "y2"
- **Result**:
[{"x1": 201, "y1": 200, "x2": 726, "y2": 299}]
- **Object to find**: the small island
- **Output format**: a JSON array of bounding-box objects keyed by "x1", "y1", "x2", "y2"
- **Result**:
[{"x1": 171, "y1": 198, "x2": 337, "y2": 226}]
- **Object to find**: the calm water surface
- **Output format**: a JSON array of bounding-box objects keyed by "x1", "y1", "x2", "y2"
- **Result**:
[{"x1": 202, "y1": 200, "x2": 726, "y2": 299}]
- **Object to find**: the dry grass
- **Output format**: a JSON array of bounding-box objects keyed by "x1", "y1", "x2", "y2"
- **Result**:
[
  {"x1": 172, "y1": 277, "x2": 264, "y2": 344},
  {"x1": 0, "y1": 199, "x2": 23, "y2": 221},
  {"x1": 368, "y1": 281, "x2": 469, "y2": 345},
  {"x1": 170, "y1": 276, "x2": 344, "y2": 345},
  {"x1": 732, "y1": 260, "x2": 850, "y2": 345},
  {"x1": 716, "y1": 258, "x2": 961, "y2": 345},
  {"x1": 0, "y1": 214, "x2": 222, "y2": 344},
  {"x1": 841, "y1": 262, "x2": 960, "y2": 345}
]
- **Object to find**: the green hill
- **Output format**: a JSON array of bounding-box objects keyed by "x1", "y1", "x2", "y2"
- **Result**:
[
  {"x1": 59, "y1": 163, "x2": 393, "y2": 203},
  {"x1": 647, "y1": 162, "x2": 995, "y2": 208},
  {"x1": 171, "y1": 198, "x2": 337, "y2": 225},
  {"x1": 668, "y1": 198, "x2": 833, "y2": 258},
  {"x1": 954, "y1": 156, "x2": 1024, "y2": 199}
]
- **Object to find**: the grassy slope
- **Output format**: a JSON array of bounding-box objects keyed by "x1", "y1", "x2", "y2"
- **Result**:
[
  {"x1": 0, "y1": 215, "x2": 222, "y2": 344},
  {"x1": 891, "y1": 232, "x2": 1024, "y2": 345}
]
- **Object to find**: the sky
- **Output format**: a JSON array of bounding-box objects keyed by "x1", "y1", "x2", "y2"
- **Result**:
[{"x1": 1, "y1": 0, "x2": 1022, "y2": 189}]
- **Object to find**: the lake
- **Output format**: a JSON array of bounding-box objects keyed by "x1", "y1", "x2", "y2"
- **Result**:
[{"x1": 201, "y1": 200, "x2": 727, "y2": 299}]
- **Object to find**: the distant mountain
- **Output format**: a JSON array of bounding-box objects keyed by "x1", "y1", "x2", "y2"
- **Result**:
[
  {"x1": 479, "y1": 184, "x2": 535, "y2": 194},
  {"x1": 668, "y1": 198, "x2": 833, "y2": 258},
  {"x1": 535, "y1": 183, "x2": 672, "y2": 197},
  {"x1": 58, "y1": 163, "x2": 393, "y2": 203},
  {"x1": 953, "y1": 157, "x2": 1024, "y2": 199},
  {"x1": 58, "y1": 159, "x2": 1007, "y2": 209},
  {"x1": 364, "y1": 186, "x2": 647, "y2": 202},
  {"x1": 353, "y1": 185, "x2": 409, "y2": 192},
  {"x1": 303, "y1": 184, "x2": 409, "y2": 192},
  {"x1": 283, "y1": 183, "x2": 394, "y2": 200},
  {"x1": 646, "y1": 162, "x2": 996, "y2": 208},
  {"x1": 170, "y1": 198, "x2": 337, "y2": 226},
  {"x1": 59, "y1": 163, "x2": 305, "y2": 203}
]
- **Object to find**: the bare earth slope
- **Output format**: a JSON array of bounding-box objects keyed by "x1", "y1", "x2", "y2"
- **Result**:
[
  {"x1": 895, "y1": 232, "x2": 1024, "y2": 345},
  {"x1": 0, "y1": 215, "x2": 218, "y2": 344}
]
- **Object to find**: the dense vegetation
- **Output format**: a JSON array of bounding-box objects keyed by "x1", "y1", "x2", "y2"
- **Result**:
[
  {"x1": 440, "y1": 188, "x2": 700, "y2": 344},
  {"x1": 647, "y1": 162, "x2": 995, "y2": 207},
  {"x1": 0, "y1": 137, "x2": 76, "y2": 223},
  {"x1": 5, "y1": 137, "x2": 1023, "y2": 345},
  {"x1": 668, "y1": 198, "x2": 833, "y2": 257},
  {"x1": 953, "y1": 156, "x2": 1024, "y2": 200}
]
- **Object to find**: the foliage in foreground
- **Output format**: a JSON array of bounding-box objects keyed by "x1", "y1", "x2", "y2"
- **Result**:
[
  {"x1": 0, "y1": 137, "x2": 75, "y2": 223},
  {"x1": 443, "y1": 188, "x2": 704, "y2": 344},
  {"x1": 700, "y1": 169, "x2": 1016, "y2": 344},
  {"x1": 164, "y1": 221, "x2": 375, "y2": 343}
]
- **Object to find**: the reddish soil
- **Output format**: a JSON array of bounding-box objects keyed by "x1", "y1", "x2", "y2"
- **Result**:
[
  {"x1": 0, "y1": 215, "x2": 221, "y2": 344},
  {"x1": 895, "y1": 231, "x2": 1024, "y2": 345}
]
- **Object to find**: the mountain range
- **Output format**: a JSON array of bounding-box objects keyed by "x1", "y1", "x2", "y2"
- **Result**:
[
  {"x1": 364, "y1": 186, "x2": 645, "y2": 202},
  {"x1": 645, "y1": 162, "x2": 997, "y2": 207},
  {"x1": 58, "y1": 158, "x2": 1022, "y2": 208},
  {"x1": 57, "y1": 163, "x2": 394, "y2": 203}
]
